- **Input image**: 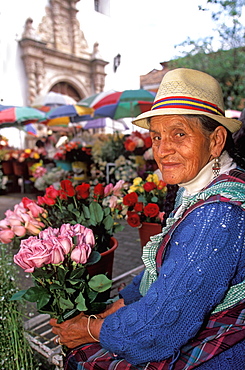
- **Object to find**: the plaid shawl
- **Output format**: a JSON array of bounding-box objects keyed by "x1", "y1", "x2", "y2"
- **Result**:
[{"x1": 64, "y1": 299, "x2": 245, "y2": 370}]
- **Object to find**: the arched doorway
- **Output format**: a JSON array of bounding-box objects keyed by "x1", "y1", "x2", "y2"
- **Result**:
[{"x1": 50, "y1": 82, "x2": 81, "y2": 102}]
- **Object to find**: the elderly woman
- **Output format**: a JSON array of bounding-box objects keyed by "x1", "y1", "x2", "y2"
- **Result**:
[{"x1": 50, "y1": 69, "x2": 245, "y2": 370}]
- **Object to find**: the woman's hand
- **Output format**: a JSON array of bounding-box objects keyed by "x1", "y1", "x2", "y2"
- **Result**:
[
  {"x1": 50, "y1": 312, "x2": 103, "y2": 348},
  {"x1": 49, "y1": 299, "x2": 125, "y2": 348}
]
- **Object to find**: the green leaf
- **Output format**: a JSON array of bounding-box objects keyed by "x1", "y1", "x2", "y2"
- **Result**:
[
  {"x1": 86, "y1": 251, "x2": 101, "y2": 265},
  {"x1": 23, "y1": 286, "x2": 49, "y2": 303},
  {"x1": 57, "y1": 266, "x2": 67, "y2": 284},
  {"x1": 69, "y1": 266, "x2": 86, "y2": 279},
  {"x1": 87, "y1": 289, "x2": 98, "y2": 303},
  {"x1": 50, "y1": 283, "x2": 64, "y2": 290},
  {"x1": 10, "y1": 289, "x2": 27, "y2": 301},
  {"x1": 88, "y1": 274, "x2": 112, "y2": 292},
  {"x1": 65, "y1": 287, "x2": 76, "y2": 294},
  {"x1": 36, "y1": 291, "x2": 52, "y2": 310},
  {"x1": 113, "y1": 223, "x2": 124, "y2": 233},
  {"x1": 151, "y1": 195, "x2": 158, "y2": 203},
  {"x1": 75, "y1": 292, "x2": 87, "y2": 311},
  {"x1": 89, "y1": 202, "x2": 104, "y2": 223},
  {"x1": 103, "y1": 215, "x2": 114, "y2": 231},
  {"x1": 59, "y1": 296, "x2": 74, "y2": 310},
  {"x1": 81, "y1": 204, "x2": 91, "y2": 219}
]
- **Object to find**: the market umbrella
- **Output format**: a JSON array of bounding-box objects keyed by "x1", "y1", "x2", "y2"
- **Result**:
[
  {"x1": 0, "y1": 106, "x2": 46, "y2": 127},
  {"x1": 82, "y1": 117, "x2": 129, "y2": 131},
  {"x1": 45, "y1": 104, "x2": 94, "y2": 126},
  {"x1": 24, "y1": 123, "x2": 38, "y2": 136},
  {"x1": 79, "y1": 89, "x2": 155, "y2": 120},
  {"x1": 78, "y1": 89, "x2": 118, "y2": 109},
  {"x1": 31, "y1": 92, "x2": 77, "y2": 112}
]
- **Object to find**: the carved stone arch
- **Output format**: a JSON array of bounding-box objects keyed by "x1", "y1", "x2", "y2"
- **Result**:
[
  {"x1": 47, "y1": 74, "x2": 90, "y2": 101},
  {"x1": 19, "y1": 0, "x2": 108, "y2": 105}
]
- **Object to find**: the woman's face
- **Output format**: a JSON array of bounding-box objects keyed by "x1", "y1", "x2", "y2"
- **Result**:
[{"x1": 150, "y1": 115, "x2": 213, "y2": 185}]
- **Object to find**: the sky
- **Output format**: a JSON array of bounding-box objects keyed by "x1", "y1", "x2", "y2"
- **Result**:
[{"x1": 0, "y1": 0, "x2": 221, "y2": 92}]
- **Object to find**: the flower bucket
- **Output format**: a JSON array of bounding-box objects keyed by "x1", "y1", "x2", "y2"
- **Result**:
[
  {"x1": 27, "y1": 160, "x2": 39, "y2": 176},
  {"x1": 1, "y1": 161, "x2": 14, "y2": 175},
  {"x1": 138, "y1": 222, "x2": 162, "y2": 248},
  {"x1": 87, "y1": 237, "x2": 118, "y2": 301},
  {"x1": 13, "y1": 161, "x2": 28, "y2": 177},
  {"x1": 87, "y1": 237, "x2": 118, "y2": 280},
  {"x1": 72, "y1": 161, "x2": 88, "y2": 181},
  {"x1": 54, "y1": 160, "x2": 72, "y2": 171}
]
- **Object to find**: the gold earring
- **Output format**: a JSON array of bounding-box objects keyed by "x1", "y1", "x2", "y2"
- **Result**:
[{"x1": 212, "y1": 157, "x2": 220, "y2": 178}]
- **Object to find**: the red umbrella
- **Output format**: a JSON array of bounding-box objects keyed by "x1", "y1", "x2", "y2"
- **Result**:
[{"x1": 0, "y1": 106, "x2": 46, "y2": 127}]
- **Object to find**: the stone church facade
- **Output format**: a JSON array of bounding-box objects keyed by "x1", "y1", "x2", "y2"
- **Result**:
[{"x1": 19, "y1": 0, "x2": 108, "y2": 105}]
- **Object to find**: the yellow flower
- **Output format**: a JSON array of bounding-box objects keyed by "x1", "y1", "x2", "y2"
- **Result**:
[
  {"x1": 33, "y1": 153, "x2": 40, "y2": 159},
  {"x1": 146, "y1": 173, "x2": 159, "y2": 185},
  {"x1": 24, "y1": 148, "x2": 32, "y2": 154},
  {"x1": 133, "y1": 177, "x2": 143, "y2": 186}
]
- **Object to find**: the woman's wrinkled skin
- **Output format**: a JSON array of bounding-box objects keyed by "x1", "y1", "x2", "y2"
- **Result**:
[{"x1": 149, "y1": 115, "x2": 227, "y2": 185}]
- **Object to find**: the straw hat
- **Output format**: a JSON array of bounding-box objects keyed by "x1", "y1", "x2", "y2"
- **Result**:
[{"x1": 133, "y1": 68, "x2": 241, "y2": 133}]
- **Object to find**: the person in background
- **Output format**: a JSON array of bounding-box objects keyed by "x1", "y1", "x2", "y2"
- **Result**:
[{"x1": 50, "y1": 68, "x2": 245, "y2": 370}]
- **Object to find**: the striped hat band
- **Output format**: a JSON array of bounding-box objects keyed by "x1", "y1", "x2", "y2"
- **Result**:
[{"x1": 152, "y1": 96, "x2": 225, "y2": 117}]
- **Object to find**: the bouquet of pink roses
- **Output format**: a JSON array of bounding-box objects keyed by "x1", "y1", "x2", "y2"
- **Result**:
[{"x1": 11, "y1": 223, "x2": 112, "y2": 323}]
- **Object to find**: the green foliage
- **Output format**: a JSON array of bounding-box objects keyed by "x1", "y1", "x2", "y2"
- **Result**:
[
  {"x1": 171, "y1": 0, "x2": 245, "y2": 110},
  {"x1": 11, "y1": 258, "x2": 112, "y2": 323},
  {"x1": 0, "y1": 242, "x2": 40, "y2": 370}
]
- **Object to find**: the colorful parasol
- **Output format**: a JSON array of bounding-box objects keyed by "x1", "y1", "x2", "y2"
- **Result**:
[
  {"x1": 79, "y1": 89, "x2": 155, "y2": 120},
  {"x1": 45, "y1": 104, "x2": 94, "y2": 126},
  {"x1": 0, "y1": 106, "x2": 46, "y2": 127},
  {"x1": 32, "y1": 92, "x2": 77, "y2": 111}
]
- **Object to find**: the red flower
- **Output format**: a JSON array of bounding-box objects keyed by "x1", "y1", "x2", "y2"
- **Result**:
[
  {"x1": 22, "y1": 197, "x2": 33, "y2": 209},
  {"x1": 76, "y1": 183, "x2": 90, "y2": 199},
  {"x1": 143, "y1": 203, "x2": 159, "y2": 218},
  {"x1": 143, "y1": 136, "x2": 152, "y2": 148},
  {"x1": 143, "y1": 182, "x2": 157, "y2": 192},
  {"x1": 40, "y1": 195, "x2": 57, "y2": 206},
  {"x1": 94, "y1": 184, "x2": 104, "y2": 198},
  {"x1": 134, "y1": 202, "x2": 144, "y2": 212},
  {"x1": 45, "y1": 185, "x2": 60, "y2": 200},
  {"x1": 60, "y1": 180, "x2": 75, "y2": 197},
  {"x1": 123, "y1": 192, "x2": 138, "y2": 207},
  {"x1": 157, "y1": 180, "x2": 167, "y2": 190},
  {"x1": 124, "y1": 139, "x2": 136, "y2": 152},
  {"x1": 126, "y1": 211, "x2": 141, "y2": 228}
]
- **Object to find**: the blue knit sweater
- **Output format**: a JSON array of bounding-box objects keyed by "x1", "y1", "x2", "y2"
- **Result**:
[{"x1": 100, "y1": 202, "x2": 245, "y2": 369}]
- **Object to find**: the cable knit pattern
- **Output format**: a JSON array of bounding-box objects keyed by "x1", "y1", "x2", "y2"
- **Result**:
[{"x1": 100, "y1": 202, "x2": 245, "y2": 366}]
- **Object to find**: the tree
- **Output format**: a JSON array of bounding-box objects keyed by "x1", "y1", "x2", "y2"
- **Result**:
[{"x1": 169, "y1": 0, "x2": 245, "y2": 109}]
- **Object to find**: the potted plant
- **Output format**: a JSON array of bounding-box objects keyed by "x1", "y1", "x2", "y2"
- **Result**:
[{"x1": 122, "y1": 173, "x2": 168, "y2": 247}]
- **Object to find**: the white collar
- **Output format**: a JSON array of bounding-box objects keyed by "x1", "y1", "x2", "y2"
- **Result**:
[{"x1": 179, "y1": 151, "x2": 236, "y2": 196}]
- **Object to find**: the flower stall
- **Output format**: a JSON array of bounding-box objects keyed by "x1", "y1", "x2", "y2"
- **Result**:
[{"x1": 122, "y1": 173, "x2": 168, "y2": 247}]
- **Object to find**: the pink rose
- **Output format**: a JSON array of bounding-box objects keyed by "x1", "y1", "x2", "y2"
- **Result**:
[
  {"x1": 113, "y1": 180, "x2": 125, "y2": 196},
  {"x1": 0, "y1": 218, "x2": 10, "y2": 228},
  {"x1": 7, "y1": 215, "x2": 23, "y2": 227},
  {"x1": 44, "y1": 238, "x2": 65, "y2": 265},
  {"x1": 73, "y1": 225, "x2": 95, "y2": 247},
  {"x1": 12, "y1": 225, "x2": 27, "y2": 237},
  {"x1": 70, "y1": 243, "x2": 92, "y2": 264},
  {"x1": 27, "y1": 202, "x2": 46, "y2": 218},
  {"x1": 0, "y1": 229, "x2": 15, "y2": 243},
  {"x1": 104, "y1": 183, "x2": 113, "y2": 197},
  {"x1": 39, "y1": 227, "x2": 59, "y2": 240},
  {"x1": 109, "y1": 195, "x2": 118, "y2": 209},
  {"x1": 59, "y1": 223, "x2": 75, "y2": 237},
  {"x1": 14, "y1": 236, "x2": 51, "y2": 272},
  {"x1": 57, "y1": 235, "x2": 73, "y2": 254}
]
